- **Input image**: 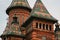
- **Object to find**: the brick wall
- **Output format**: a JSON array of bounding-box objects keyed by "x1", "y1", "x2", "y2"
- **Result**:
[
  {"x1": 26, "y1": 19, "x2": 55, "y2": 40},
  {"x1": 8, "y1": 8, "x2": 30, "y2": 27}
]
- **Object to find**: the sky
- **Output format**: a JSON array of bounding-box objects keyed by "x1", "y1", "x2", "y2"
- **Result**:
[{"x1": 0, "y1": 0, "x2": 60, "y2": 40}]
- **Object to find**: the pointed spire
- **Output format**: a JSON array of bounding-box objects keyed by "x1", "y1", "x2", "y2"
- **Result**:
[
  {"x1": 33, "y1": 0, "x2": 49, "y2": 13},
  {"x1": 31, "y1": 0, "x2": 57, "y2": 22},
  {"x1": 6, "y1": 0, "x2": 31, "y2": 15}
]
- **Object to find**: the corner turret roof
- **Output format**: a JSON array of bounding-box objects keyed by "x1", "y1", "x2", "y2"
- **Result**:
[
  {"x1": 1, "y1": 24, "x2": 25, "y2": 38},
  {"x1": 6, "y1": 0, "x2": 31, "y2": 15},
  {"x1": 31, "y1": 0, "x2": 57, "y2": 21}
]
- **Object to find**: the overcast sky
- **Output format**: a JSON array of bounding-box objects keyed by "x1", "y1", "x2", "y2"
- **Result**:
[{"x1": 0, "y1": 0, "x2": 60, "y2": 40}]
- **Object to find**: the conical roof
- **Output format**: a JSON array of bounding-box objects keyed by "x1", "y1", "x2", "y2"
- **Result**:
[
  {"x1": 31, "y1": 0, "x2": 57, "y2": 22},
  {"x1": 6, "y1": 0, "x2": 31, "y2": 15},
  {"x1": 1, "y1": 24, "x2": 25, "y2": 37}
]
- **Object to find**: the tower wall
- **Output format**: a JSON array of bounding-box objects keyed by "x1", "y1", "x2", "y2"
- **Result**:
[
  {"x1": 8, "y1": 8, "x2": 30, "y2": 27},
  {"x1": 1, "y1": 8, "x2": 30, "y2": 40},
  {"x1": 26, "y1": 20, "x2": 55, "y2": 40}
]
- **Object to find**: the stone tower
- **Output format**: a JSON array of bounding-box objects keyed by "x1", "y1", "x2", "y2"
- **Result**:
[
  {"x1": 0, "y1": 0, "x2": 31, "y2": 40},
  {"x1": 22, "y1": 0, "x2": 58, "y2": 40},
  {"x1": 0, "y1": 0, "x2": 58, "y2": 40}
]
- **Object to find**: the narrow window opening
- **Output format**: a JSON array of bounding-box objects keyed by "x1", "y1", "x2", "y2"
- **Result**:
[
  {"x1": 39, "y1": 23, "x2": 41, "y2": 29},
  {"x1": 12, "y1": 14, "x2": 19, "y2": 24},
  {"x1": 46, "y1": 24, "x2": 48, "y2": 30},
  {"x1": 43, "y1": 24, "x2": 45, "y2": 30},
  {"x1": 36, "y1": 23, "x2": 38, "y2": 28},
  {"x1": 49, "y1": 25, "x2": 51, "y2": 31}
]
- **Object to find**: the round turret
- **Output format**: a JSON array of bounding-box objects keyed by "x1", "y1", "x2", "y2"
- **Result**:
[{"x1": 6, "y1": 0, "x2": 31, "y2": 15}]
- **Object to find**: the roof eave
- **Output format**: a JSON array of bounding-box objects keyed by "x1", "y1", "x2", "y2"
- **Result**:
[
  {"x1": 21, "y1": 16, "x2": 58, "y2": 27},
  {"x1": 0, "y1": 34, "x2": 25, "y2": 38},
  {"x1": 32, "y1": 16, "x2": 58, "y2": 23},
  {"x1": 6, "y1": 6, "x2": 32, "y2": 15}
]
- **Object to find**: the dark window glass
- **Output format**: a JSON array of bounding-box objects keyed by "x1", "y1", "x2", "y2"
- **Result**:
[
  {"x1": 12, "y1": 15, "x2": 19, "y2": 24},
  {"x1": 36, "y1": 23, "x2": 38, "y2": 28},
  {"x1": 43, "y1": 24, "x2": 45, "y2": 30},
  {"x1": 39, "y1": 23, "x2": 41, "y2": 29},
  {"x1": 13, "y1": 17, "x2": 17, "y2": 22},
  {"x1": 13, "y1": 14, "x2": 17, "y2": 22},
  {"x1": 46, "y1": 24, "x2": 48, "y2": 30},
  {"x1": 49, "y1": 25, "x2": 51, "y2": 31}
]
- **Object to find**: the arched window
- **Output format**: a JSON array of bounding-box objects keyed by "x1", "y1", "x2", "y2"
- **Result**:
[{"x1": 12, "y1": 14, "x2": 19, "y2": 24}]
